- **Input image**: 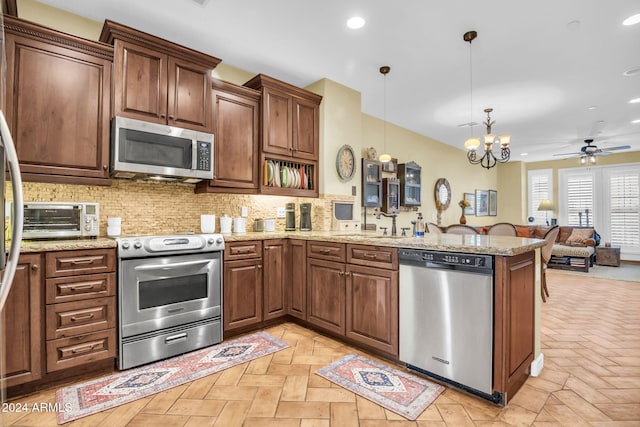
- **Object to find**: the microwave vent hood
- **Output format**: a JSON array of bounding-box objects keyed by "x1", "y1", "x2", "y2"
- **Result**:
[{"x1": 111, "y1": 116, "x2": 214, "y2": 183}]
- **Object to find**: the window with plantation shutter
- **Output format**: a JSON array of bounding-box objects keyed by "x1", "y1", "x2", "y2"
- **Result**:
[
  {"x1": 559, "y1": 163, "x2": 640, "y2": 261},
  {"x1": 528, "y1": 169, "x2": 552, "y2": 225},
  {"x1": 606, "y1": 170, "x2": 640, "y2": 247},
  {"x1": 566, "y1": 174, "x2": 594, "y2": 226}
]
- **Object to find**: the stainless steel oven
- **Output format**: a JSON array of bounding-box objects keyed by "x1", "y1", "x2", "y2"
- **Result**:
[{"x1": 117, "y1": 233, "x2": 224, "y2": 369}]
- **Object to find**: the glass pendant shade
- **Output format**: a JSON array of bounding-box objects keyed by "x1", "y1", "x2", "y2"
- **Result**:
[
  {"x1": 464, "y1": 137, "x2": 481, "y2": 151},
  {"x1": 498, "y1": 134, "x2": 511, "y2": 147},
  {"x1": 484, "y1": 133, "x2": 496, "y2": 144},
  {"x1": 379, "y1": 153, "x2": 392, "y2": 163}
]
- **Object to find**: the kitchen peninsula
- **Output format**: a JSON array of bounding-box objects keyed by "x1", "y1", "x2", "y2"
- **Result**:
[{"x1": 10, "y1": 232, "x2": 544, "y2": 405}]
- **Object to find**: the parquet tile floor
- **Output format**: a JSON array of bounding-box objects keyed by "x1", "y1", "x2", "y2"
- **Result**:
[{"x1": 4, "y1": 269, "x2": 640, "y2": 426}]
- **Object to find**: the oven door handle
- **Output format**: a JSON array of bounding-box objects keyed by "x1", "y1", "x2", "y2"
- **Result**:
[{"x1": 133, "y1": 259, "x2": 212, "y2": 271}]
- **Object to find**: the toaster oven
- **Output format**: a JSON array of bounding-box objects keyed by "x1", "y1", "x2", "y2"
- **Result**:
[{"x1": 20, "y1": 202, "x2": 99, "y2": 239}]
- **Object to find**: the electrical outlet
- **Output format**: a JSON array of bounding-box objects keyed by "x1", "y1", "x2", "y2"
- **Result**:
[
  {"x1": 276, "y1": 207, "x2": 286, "y2": 218},
  {"x1": 241, "y1": 206, "x2": 248, "y2": 217}
]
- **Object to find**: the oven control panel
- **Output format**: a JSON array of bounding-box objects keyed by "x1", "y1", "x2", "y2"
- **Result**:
[{"x1": 117, "y1": 233, "x2": 224, "y2": 258}]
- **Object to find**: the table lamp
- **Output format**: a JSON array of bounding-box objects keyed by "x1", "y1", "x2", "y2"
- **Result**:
[{"x1": 537, "y1": 199, "x2": 554, "y2": 226}]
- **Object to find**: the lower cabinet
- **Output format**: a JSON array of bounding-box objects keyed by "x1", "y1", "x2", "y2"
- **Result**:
[
  {"x1": 307, "y1": 258, "x2": 346, "y2": 335},
  {"x1": 223, "y1": 256, "x2": 263, "y2": 332},
  {"x1": 494, "y1": 252, "x2": 536, "y2": 403},
  {"x1": 288, "y1": 239, "x2": 307, "y2": 320},
  {"x1": 306, "y1": 242, "x2": 399, "y2": 357},
  {"x1": 345, "y1": 264, "x2": 398, "y2": 356},
  {"x1": 44, "y1": 250, "x2": 117, "y2": 373},
  {"x1": 263, "y1": 239, "x2": 287, "y2": 321},
  {"x1": 1, "y1": 253, "x2": 43, "y2": 388}
]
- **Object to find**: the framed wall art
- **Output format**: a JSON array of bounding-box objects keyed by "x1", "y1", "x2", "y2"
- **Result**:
[
  {"x1": 475, "y1": 189, "x2": 489, "y2": 216},
  {"x1": 489, "y1": 190, "x2": 497, "y2": 216},
  {"x1": 463, "y1": 192, "x2": 475, "y2": 215}
]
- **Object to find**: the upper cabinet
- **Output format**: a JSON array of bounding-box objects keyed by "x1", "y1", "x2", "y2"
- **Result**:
[
  {"x1": 244, "y1": 74, "x2": 322, "y2": 197},
  {"x1": 100, "y1": 20, "x2": 221, "y2": 133},
  {"x1": 196, "y1": 80, "x2": 260, "y2": 194},
  {"x1": 2, "y1": 16, "x2": 113, "y2": 185}
]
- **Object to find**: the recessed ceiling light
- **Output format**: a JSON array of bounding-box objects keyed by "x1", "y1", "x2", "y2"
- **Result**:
[
  {"x1": 346, "y1": 16, "x2": 365, "y2": 29},
  {"x1": 520, "y1": 152, "x2": 529, "y2": 156},
  {"x1": 566, "y1": 20, "x2": 581, "y2": 31},
  {"x1": 623, "y1": 66, "x2": 640, "y2": 76},
  {"x1": 632, "y1": 119, "x2": 640, "y2": 124},
  {"x1": 630, "y1": 97, "x2": 640, "y2": 104},
  {"x1": 587, "y1": 105, "x2": 597, "y2": 110},
  {"x1": 623, "y1": 13, "x2": 640, "y2": 26}
]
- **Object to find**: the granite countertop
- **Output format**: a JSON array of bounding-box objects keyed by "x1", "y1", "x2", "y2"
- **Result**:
[
  {"x1": 223, "y1": 231, "x2": 546, "y2": 256},
  {"x1": 19, "y1": 237, "x2": 118, "y2": 253},
  {"x1": 15, "y1": 231, "x2": 545, "y2": 256}
]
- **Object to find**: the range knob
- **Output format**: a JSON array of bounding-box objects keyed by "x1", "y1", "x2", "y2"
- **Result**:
[
  {"x1": 121, "y1": 241, "x2": 130, "y2": 250},
  {"x1": 133, "y1": 241, "x2": 142, "y2": 249},
  {"x1": 207, "y1": 238, "x2": 215, "y2": 245},
  {"x1": 216, "y1": 237, "x2": 223, "y2": 245}
]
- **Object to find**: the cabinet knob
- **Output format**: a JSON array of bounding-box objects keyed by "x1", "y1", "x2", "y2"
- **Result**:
[
  {"x1": 160, "y1": 113, "x2": 166, "y2": 119},
  {"x1": 257, "y1": 265, "x2": 263, "y2": 270},
  {"x1": 168, "y1": 115, "x2": 175, "y2": 120},
  {"x1": 103, "y1": 165, "x2": 108, "y2": 170},
  {"x1": 31, "y1": 264, "x2": 39, "y2": 271}
]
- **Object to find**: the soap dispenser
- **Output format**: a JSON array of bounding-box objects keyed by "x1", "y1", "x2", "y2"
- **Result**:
[{"x1": 415, "y1": 212, "x2": 425, "y2": 237}]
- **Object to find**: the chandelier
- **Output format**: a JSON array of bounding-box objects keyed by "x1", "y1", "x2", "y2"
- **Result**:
[{"x1": 462, "y1": 31, "x2": 511, "y2": 170}]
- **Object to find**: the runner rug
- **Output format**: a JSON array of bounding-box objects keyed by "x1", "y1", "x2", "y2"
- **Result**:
[
  {"x1": 316, "y1": 354, "x2": 445, "y2": 420},
  {"x1": 56, "y1": 331, "x2": 288, "y2": 424}
]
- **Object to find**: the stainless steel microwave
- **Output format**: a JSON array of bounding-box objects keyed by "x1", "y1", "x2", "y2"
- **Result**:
[
  {"x1": 20, "y1": 202, "x2": 99, "y2": 240},
  {"x1": 111, "y1": 116, "x2": 214, "y2": 183}
]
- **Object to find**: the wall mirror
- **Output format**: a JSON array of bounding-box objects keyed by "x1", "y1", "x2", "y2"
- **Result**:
[{"x1": 434, "y1": 178, "x2": 451, "y2": 211}]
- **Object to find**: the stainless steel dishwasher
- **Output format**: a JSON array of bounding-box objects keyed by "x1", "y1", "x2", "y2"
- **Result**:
[{"x1": 399, "y1": 249, "x2": 497, "y2": 400}]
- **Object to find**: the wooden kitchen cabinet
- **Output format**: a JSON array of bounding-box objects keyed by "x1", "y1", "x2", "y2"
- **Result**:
[
  {"x1": 263, "y1": 239, "x2": 287, "y2": 321},
  {"x1": 44, "y1": 249, "x2": 116, "y2": 373},
  {"x1": 223, "y1": 241, "x2": 263, "y2": 333},
  {"x1": 306, "y1": 257, "x2": 346, "y2": 335},
  {"x1": 288, "y1": 239, "x2": 307, "y2": 320},
  {"x1": 346, "y1": 244, "x2": 399, "y2": 356},
  {"x1": 346, "y1": 264, "x2": 398, "y2": 356},
  {"x1": 494, "y1": 252, "x2": 536, "y2": 403},
  {"x1": 101, "y1": 20, "x2": 221, "y2": 132},
  {"x1": 1, "y1": 253, "x2": 43, "y2": 388},
  {"x1": 2, "y1": 16, "x2": 113, "y2": 185},
  {"x1": 244, "y1": 74, "x2": 321, "y2": 198},
  {"x1": 196, "y1": 80, "x2": 260, "y2": 193}
]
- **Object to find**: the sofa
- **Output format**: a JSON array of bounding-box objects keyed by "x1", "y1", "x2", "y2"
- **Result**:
[{"x1": 515, "y1": 225, "x2": 599, "y2": 272}]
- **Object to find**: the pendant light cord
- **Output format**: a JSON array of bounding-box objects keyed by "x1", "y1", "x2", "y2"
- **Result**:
[{"x1": 468, "y1": 37, "x2": 473, "y2": 138}]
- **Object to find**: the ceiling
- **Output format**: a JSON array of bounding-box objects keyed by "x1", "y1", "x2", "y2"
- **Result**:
[{"x1": 38, "y1": 0, "x2": 640, "y2": 163}]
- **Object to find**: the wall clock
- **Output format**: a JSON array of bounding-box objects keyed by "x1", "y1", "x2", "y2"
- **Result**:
[{"x1": 336, "y1": 144, "x2": 356, "y2": 181}]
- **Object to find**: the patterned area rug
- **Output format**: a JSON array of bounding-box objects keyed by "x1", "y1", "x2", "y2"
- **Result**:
[
  {"x1": 56, "y1": 332, "x2": 288, "y2": 424},
  {"x1": 316, "y1": 354, "x2": 445, "y2": 420}
]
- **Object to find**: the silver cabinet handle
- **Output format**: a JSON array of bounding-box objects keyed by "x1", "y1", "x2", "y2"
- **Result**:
[{"x1": 134, "y1": 259, "x2": 211, "y2": 271}]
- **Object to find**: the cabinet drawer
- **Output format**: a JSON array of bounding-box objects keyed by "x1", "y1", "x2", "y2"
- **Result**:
[
  {"x1": 307, "y1": 241, "x2": 346, "y2": 262},
  {"x1": 224, "y1": 241, "x2": 262, "y2": 260},
  {"x1": 46, "y1": 329, "x2": 116, "y2": 373},
  {"x1": 46, "y1": 297, "x2": 116, "y2": 340},
  {"x1": 46, "y1": 249, "x2": 116, "y2": 278},
  {"x1": 46, "y1": 272, "x2": 116, "y2": 304},
  {"x1": 347, "y1": 244, "x2": 398, "y2": 270}
]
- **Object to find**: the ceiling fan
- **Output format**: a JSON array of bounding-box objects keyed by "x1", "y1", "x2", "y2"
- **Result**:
[{"x1": 553, "y1": 139, "x2": 631, "y2": 163}]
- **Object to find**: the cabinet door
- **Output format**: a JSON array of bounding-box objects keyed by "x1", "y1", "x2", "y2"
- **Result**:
[
  {"x1": 288, "y1": 239, "x2": 307, "y2": 320},
  {"x1": 307, "y1": 258, "x2": 345, "y2": 335},
  {"x1": 494, "y1": 252, "x2": 535, "y2": 402},
  {"x1": 223, "y1": 258, "x2": 263, "y2": 332},
  {"x1": 263, "y1": 239, "x2": 286, "y2": 321},
  {"x1": 4, "y1": 32, "x2": 111, "y2": 182},
  {"x1": 346, "y1": 264, "x2": 399, "y2": 356},
  {"x1": 262, "y1": 86, "x2": 292, "y2": 156},
  {"x1": 292, "y1": 96, "x2": 319, "y2": 160},
  {"x1": 210, "y1": 87, "x2": 259, "y2": 189},
  {"x1": 1, "y1": 254, "x2": 43, "y2": 387},
  {"x1": 167, "y1": 56, "x2": 211, "y2": 132},
  {"x1": 113, "y1": 40, "x2": 168, "y2": 124}
]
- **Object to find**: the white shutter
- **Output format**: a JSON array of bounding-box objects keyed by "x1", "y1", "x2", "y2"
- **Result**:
[
  {"x1": 528, "y1": 169, "x2": 552, "y2": 224},
  {"x1": 566, "y1": 174, "x2": 594, "y2": 226},
  {"x1": 608, "y1": 172, "x2": 640, "y2": 247}
]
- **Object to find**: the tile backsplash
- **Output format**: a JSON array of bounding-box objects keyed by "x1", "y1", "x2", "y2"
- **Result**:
[{"x1": 10, "y1": 180, "x2": 354, "y2": 236}]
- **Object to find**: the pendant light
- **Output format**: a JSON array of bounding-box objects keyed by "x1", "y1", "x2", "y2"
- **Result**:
[{"x1": 379, "y1": 65, "x2": 391, "y2": 163}]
